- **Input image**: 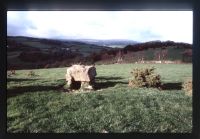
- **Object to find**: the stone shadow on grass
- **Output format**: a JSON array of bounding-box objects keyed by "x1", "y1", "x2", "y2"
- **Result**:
[
  {"x1": 96, "y1": 76, "x2": 124, "y2": 81},
  {"x1": 7, "y1": 78, "x2": 39, "y2": 82},
  {"x1": 95, "y1": 76, "x2": 127, "y2": 90},
  {"x1": 7, "y1": 84, "x2": 65, "y2": 98},
  {"x1": 161, "y1": 82, "x2": 182, "y2": 90},
  {"x1": 59, "y1": 76, "x2": 127, "y2": 91},
  {"x1": 94, "y1": 81, "x2": 127, "y2": 90}
]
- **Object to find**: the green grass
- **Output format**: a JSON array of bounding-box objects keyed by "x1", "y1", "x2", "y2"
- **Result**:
[{"x1": 7, "y1": 63, "x2": 192, "y2": 133}]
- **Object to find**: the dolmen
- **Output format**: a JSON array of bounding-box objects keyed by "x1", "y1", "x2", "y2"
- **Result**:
[{"x1": 65, "y1": 64, "x2": 97, "y2": 90}]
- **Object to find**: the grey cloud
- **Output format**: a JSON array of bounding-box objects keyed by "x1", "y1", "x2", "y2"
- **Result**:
[
  {"x1": 45, "y1": 29, "x2": 67, "y2": 39},
  {"x1": 139, "y1": 30, "x2": 162, "y2": 40},
  {"x1": 7, "y1": 22, "x2": 36, "y2": 36},
  {"x1": 7, "y1": 12, "x2": 37, "y2": 36}
]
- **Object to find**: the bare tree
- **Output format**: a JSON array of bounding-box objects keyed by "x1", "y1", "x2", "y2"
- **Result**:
[
  {"x1": 154, "y1": 51, "x2": 161, "y2": 61},
  {"x1": 161, "y1": 49, "x2": 168, "y2": 60},
  {"x1": 116, "y1": 50, "x2": 124, "y2": 63}
]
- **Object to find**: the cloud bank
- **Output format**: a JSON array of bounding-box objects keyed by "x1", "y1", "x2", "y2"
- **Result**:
[{"x1": 7, "y1": 11, "x2": 193, "y2": 43}]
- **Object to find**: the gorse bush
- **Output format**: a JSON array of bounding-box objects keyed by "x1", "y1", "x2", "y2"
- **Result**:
[
  {"x1": 129, "y1": 67, "x2": 162, "y2": 88},
  {"x1": 182, "y1": 78, "x2": 192, "y2": 96},
  {"x1": 7, "y1": 70, "x2": 16, "y2": 76},
  {"x1": 27, "y1": 71, "x2": 36, "y2": 77}
]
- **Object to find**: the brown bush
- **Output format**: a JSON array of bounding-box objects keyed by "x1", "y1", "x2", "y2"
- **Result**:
[
  {"x1": 27, "y1": 71, "x2": 37, "y2": 77},
  {"x1": 129, "y1": 67, "x2": 162, "y2": 88},
  {"x1": 182, "y1": 78, "x2": 192, "y2": 96},
  {"x1": 44, "y1": 64, "x2": 50, "y2": 69},
  {"x1": 7, "y1": 70, "x2": 16, "y2": 76}
]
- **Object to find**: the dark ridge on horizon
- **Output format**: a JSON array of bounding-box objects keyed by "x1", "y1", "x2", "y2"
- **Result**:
[{"x1": 7, "y1": 35, "x2": 192, "y2": 45}]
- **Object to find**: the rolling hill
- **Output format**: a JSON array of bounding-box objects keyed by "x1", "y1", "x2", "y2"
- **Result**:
[{"x1": 7, "y1": 36, "x2": 192, "y2": 70}]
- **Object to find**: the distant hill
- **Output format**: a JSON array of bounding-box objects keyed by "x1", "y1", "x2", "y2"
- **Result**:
[
  {"x1": 71, "y1": 39, "x2": 139, "y2": 48},
  {"x1": 124, "y1": 40, "x2": 192, "y2": 51},
  {"x1": 95, "y1": 40, "x2": 192, "y2": 64},
  {"x1": 7, "y1": 36, "x2": 112, "y2": 69},
  {"x1": 7, "y1": 36, "x2": 192, "y2": 70},
  {"x1": 7, "y1": 36, "x2": 112, "y2": 56}
]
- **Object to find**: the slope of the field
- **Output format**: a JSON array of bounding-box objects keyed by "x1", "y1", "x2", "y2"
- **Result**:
[
  {"x1": 7, "y1": 36, "x2": 112, "y2": 55},
  {"x1": 7, "y1": 36, "x2": 113, "y2": 69},
  {"x1": 7, "y1": 64, "x2": 192, "y2": 133}
]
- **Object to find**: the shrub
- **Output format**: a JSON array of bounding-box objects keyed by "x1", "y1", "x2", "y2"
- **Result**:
[
  {"x1": 7, "y1": 70, "x2": 16, "y2": 77},
  {"x1": 27, "y1": 71, "x2": 37, "y2": 77},
  {"x1": 51, "y1": 61, "x2": 61, "y2": 68},
  {"x1": 128, "y1": 67, "x2": 162, "y2": 88},
  {"x1": 44, "y1": 64, "x2": 50, "y2": 69},
  {"x1": 182, "y1": 78, "x2": 192, "y2": 96}
]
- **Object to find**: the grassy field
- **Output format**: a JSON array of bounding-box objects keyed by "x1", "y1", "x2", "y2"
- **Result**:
[{"x1": 7, "y1": 63, "x2": 192, "y2": 133}]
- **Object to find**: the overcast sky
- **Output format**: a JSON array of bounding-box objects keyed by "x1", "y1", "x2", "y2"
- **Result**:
[{"x1": 7, "y1": 11, "x2": 192, "y2": 43}]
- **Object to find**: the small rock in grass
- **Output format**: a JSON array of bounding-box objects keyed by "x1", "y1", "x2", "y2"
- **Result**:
[{"x1": 101, "y1": 129, "x2": 109, "y2": 133}]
